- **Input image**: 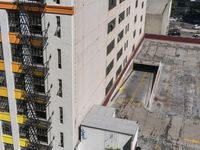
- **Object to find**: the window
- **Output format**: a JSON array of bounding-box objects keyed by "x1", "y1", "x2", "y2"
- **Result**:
[
  {"x1": 142, "y1": 1, "x2": 144, "y2": 8},
  {"x1": 117, "y1": 30, "x2": 124, "y2": 43},
  {"x1": 135, "y1": 0, "x2": 138, "y2": 8},
  {"x1": 8, "y1": 11, "x2": 20, "y2": 32},
  {"x1": 55, "y1": 16, "x2": 61, "y2": 38},
  {"x1": 125, "y1": 24, "x2": 129, "y2": 34},
  {"x1": 0, "y1": 43, "x2": 3, "y2": 60},
  {"x1": 107, "y1": 18, "x2": 116, "y2": 34},
  {"x1": 140, "y1": 15, "x2": 143, "y2": 22},
  {"x1": 2, "y1": 122, "x2": 12, "y2": 135},
  {"x1": 124, "y1": 40, "x2": 128, "y2": 50},
  {"x1": 58, "y1": 49, "x2": 62, "y2": 69},
  {"x1": 34, "y1": 76, "x2": 45, "y2": 93},
  {"x1": 109, "y1": 0, "x2": 116, "y2": 10},
  {"x1": 118, "y1": 11, "x2": 125, "y2": 24},
  {"x1": 107, "y1": 39, "x2": 115, "y2": 55},
  {"x1": 119, "y1": 0, "x2": 125, "y2": 3},
  {"x1": 134, "y1": 15, "x2": 137, "y2": 23},
  {"x1": 133, "y1": 30, "x2": 136, "y2": 38},
  {"x1": 116, "y1": 65, "x2": 122, "y2": 78},
  {"x1": 60, "y1": 132, "x2": 64, "y2": 147},
  {"x1": 4, "y1": 144, "x2": 14, "y2": 150},
  {"x1": 105, "y1": 78, "x2": 113, "y2": 95},
  {"x1": 117, "y1": 48, "x2": 123, "y2": 61},
  {"x1": 35, "y1": 102, "x2": 46, "y2": 119},
  {"x1": 0, "y1": 97, "x2": 9, "y2": 112},
  {"x1": 139, "y1": 28, "x2": 142, "y2": 35},
  {"x1": 106, "y1": 60, "x2": 114, "y2": 76},
  {"x1": 126, "y1": 6, "x2": 131, "y2": 16},
  {"x1": 0, "y1": 71, "x2": 6, "y2": 87},
  {"x1": 57, "y1": 79, "x2": 63, "y2": 97},
  {"x1": 37, "y1": 127, "x2": 48, "y2": 143},
  {"x1": 59, "y1": 107, "x2": 63, "y2": 124}
]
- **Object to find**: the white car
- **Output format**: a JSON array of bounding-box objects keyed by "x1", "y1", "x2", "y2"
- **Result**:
[
  {"x1": 192, "y1": 24, "x2": 200, "y2": 29},
  {"x1": 193, "y1": 33, "x2": 200, "y2": 38}
]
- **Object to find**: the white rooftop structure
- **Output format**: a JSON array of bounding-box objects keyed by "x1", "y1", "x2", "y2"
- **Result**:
[{"x1": 81, "y1": 105, "x2": 138, "y2": 136}]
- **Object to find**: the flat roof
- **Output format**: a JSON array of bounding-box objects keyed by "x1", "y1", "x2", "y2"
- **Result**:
[
  {"x1": 147, "y1": 0, "x2": 169, "y2": 14},
  {"x1": 82, "y1": 105, "x2": 138, "y2": 136},
  {"x1": 111, "y1": 37, "x2": 200, "y2": 149}
]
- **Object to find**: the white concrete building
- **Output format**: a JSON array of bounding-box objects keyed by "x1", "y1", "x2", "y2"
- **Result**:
[
  {"x1": 0, "y1": 0, "x2": 146, "y2": 149},
  {"x1": 145, "y1": 0, "x2": 172, "y2": 35}
]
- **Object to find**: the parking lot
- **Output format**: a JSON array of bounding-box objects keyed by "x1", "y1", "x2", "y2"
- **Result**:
[{"x1": 169, "y1": 21, "x2": 200, "y2": 38}]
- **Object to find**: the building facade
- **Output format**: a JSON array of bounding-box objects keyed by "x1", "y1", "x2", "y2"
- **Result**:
[{"x1": 0, "y1": 0, "x2": 146, "y2": 149}]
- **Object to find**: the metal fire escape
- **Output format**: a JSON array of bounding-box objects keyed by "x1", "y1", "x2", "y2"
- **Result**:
[{"x1": 16, "y1": 0, "x2": 50, "y2": 149}]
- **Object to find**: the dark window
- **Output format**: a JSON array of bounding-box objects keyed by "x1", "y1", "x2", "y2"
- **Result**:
[
  {"x1": 133, "y1": 30, "x2": 136, "y2": 38},
  {"x1": 135, "y1": 0, "x2": 138, "y2": 8},
  {"x1": 107, "y1": 39, "x2": 115, "y2": 55},
  {"x1": 125, "y1": 23, "x2": 129, "y2": 34},
  {"x1": 0, "y1": 43, "x2": 4, "y2": 60},
  {"x1": 124, "y1": 40, "x2": 128, "y2": 50},
  {"x1": 14, "y1": 73, "x2": 24, "y2": 90},
  {"x1": 140, "y1": 15, "x2": 143, "y2": 22},
  {"x1": 57, "y1": 79, "x2": 63, "y2": 97},
  {"x1": 34, "y1": 76, "x2": 45, "y2": 93},
  {"x1": 105, "y1": 78, "x2": 113, "y2": 95},
  {"x1": 106, "y1": 60, "x2": 114, "y2": 76},
  {"x1": 60, "y1": 132, "x2": 64, "y2": 147},
  {"x1": 139, "y1": 28, "x2": 142, "y2": 34},
  {"x1": 55, "y1": 16, "x2": 61, "y2": 38},
  {"x1": 2, "y1": 122, "x2": 12, "y2": 135},
  {"x1": 17, "y1": 100, "x2": 26, "y2": 115},
  {"x1": 37, "y1": 127, "x2": 48, "y2": 143},
  {"x1": 58, "y1": 49, "x2": 62, "y2": 69},
  {"x1": 117, "y1": 30, "x2": 124, "y2": 43},
  {"x1": 107, "y1": 18, "x2": 116, "y2": 34},
  {"x1": 29, "y1": 13, "x2": 42, "y2": 35},
  {"x1": 116, "y1": 65, "x2": 122, "y2": 78},
  {"x1": 8, "y1": 11, "x2": 20, "y2": 32},
  {"x1": 108, "y1": 0, "x2": 117, "y2": 10},
  {"x1": 0, "y1": 71, "x2": 6, "y2": 87},
  {"x1": 126, "y1": 6, "x2": 131, "y2": 16},
  {"x1": 35, "y1": 102, "x2": 46, "y2": 119},
  {"x1": 142, "y1": 1, "x2": 144, "y2": 8},
  {"x1": 0, "y1": 97, "x2": 9, "y2": 112},
  {"x1": 117, "y1": 48, "x2": 123, "y2": 61},
  {"x1": 59, "y1": 107, "x2": 63, "y2": 124},
  {"x1": 119, "y1": 11, "x2": 125, "y2": 24},
  {"x1": 134, "y1": 15, "x2": 137, "y2": 23}
]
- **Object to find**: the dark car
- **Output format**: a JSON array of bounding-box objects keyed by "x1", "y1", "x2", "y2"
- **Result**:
[{"x1": 168, "y1": 29, "x2": 181, "y2": 36}]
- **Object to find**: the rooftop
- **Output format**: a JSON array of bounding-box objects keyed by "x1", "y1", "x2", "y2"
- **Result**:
[
  {"x1": 82, "y1": 105, "x2": 138, "y2": 136},
  {"x1": 146, "y1": 0, "x2": 170, "y2": 15},
  {"x1": 110, "y1": 37, "x2": 200, "y2": 149}
]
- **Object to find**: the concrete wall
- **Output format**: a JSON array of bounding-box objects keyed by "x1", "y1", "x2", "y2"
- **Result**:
[
  {"x1": 145, "y1": 14, "x2": 162, "y2": 34},
  {"x1": 145, "y1": 0, "x2": 172, "y2": 35},
  {"x1": 161, "y1": 0, "x2": 172, "y2": 35}
]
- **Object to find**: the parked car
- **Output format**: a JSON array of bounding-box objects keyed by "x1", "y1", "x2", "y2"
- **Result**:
[
  {"x1": 192, "y1": 24, "x2": 200, "y2": 29},
  {"x1": 193, "y1": 33, "x2": 200, "y2": 38},
  {"x1": 168, "y1": 29, "x2": 181, "y2": 36}
]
